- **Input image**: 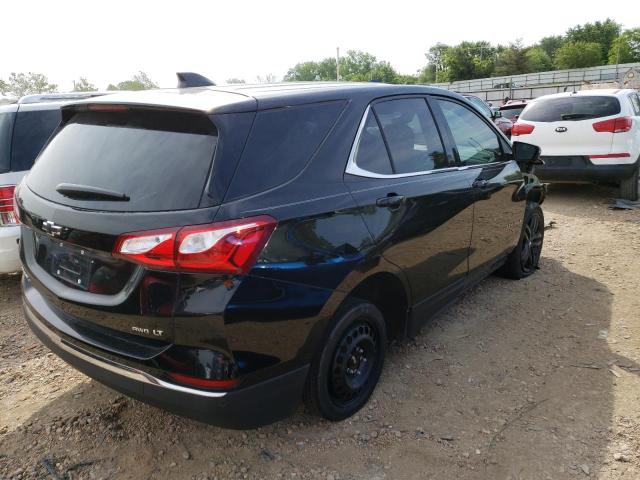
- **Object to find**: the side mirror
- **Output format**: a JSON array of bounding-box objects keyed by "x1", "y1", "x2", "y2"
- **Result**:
[
  {"x1": 513, "y1": 141, "x2": 544, "y2": 172},
  {"x1": 492, "y1": 110, "x2": 502, "y2": 119}
]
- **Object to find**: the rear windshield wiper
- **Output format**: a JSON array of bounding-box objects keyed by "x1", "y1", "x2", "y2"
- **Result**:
[
  {"x1": 560, "y1": 113, "x2": 594, "y2": 120},
  {"x1": 56, "y1": 183, "x2": 130, "y2": 201}
]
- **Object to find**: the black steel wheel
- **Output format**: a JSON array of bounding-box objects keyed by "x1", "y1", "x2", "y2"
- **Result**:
[
  {"x1": 304, "y1": 299, "x2": 386, "y2": 421},
  {"x1": 329, "y1": 322, "x2": 378, "y2": 405}
]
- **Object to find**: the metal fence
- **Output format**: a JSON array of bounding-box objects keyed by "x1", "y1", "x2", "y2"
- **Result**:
[{"x1": 431, "y1": 63, "x2": 640, "y2": 93}]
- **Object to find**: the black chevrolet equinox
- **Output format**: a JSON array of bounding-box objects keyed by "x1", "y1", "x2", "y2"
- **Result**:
[{"x1": 17, "y1": 83, "x2": 546, "y2": 429}]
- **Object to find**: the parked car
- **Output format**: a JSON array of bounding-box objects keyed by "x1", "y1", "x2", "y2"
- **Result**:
[
  {"x1": 512, "y1": 89, "x2": 640, "y2": 200},
  {"x1": 18, "y1": 83, "x2": 546, "y2": 428},
  {"x1": 0, "y1": 92, "x2": 107, "y2": 273},
  {"x1": 463, "y1": 94, "x2": 512, "y2": 137}
]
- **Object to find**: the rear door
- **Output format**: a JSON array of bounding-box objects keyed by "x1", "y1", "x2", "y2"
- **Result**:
[
  {"x1": 431, "y1": 96, "x2": 525, "y2": 273},
  {"x1": 344, "y1": 96, "x2": 475, "y2": 315}
]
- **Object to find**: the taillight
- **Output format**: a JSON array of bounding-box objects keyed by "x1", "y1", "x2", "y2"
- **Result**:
[
  {"x1": 0, "y1": 185, "x2": 19, "y2": 226},
  {"x1": 113, "y1": 215, "x2": 277, "y2": 274},
  {"x1": 511, "y1": 123, "x2": 535, "y2": 136},
  {"x1": 592, "y1": 117, "x2": 633, "y2": 133}
]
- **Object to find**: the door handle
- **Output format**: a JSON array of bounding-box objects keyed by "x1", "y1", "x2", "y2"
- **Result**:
[
  {"x1": 472, "y1": 179, "x2": 489, "y2": 188},
  {"x1": 376, "y1": 195, "x2": 406, "y2": 208}
]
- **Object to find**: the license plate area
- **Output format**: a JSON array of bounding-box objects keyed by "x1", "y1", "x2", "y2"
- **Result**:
[{"x1": 34, "y1": 233, "x2": 136, "y2": 294}]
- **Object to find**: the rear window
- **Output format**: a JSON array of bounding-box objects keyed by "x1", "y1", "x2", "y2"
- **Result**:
[
  {"x1": 26, "y1": 109, "x2": 218, "y2": 212},
  {"x1": 521, "y1": 96, "x2": 620, "y2": 122},
  {"x1": 499, "y1": 106, "x2": 525, "y2": 121},
  {"x1": 11, "y1": 109, "x2": 61, "y2": 172},
  {"x1": 0, "y1": 112, "x2": 14, "y2": 173}
]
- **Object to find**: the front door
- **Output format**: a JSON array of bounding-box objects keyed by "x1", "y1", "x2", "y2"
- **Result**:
[{"x1": 431, "y1": 97, "x2": 526, "y2": 274}]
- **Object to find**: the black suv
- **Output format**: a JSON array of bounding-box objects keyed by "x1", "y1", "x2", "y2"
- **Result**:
[{"x1": 18, "y1": 84, "x2": 546, "y2": 429}]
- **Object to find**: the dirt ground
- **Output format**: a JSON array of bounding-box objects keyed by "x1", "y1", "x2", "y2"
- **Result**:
[{"x1": 1, "y1": 184, "x2": 639, "y2": 480}]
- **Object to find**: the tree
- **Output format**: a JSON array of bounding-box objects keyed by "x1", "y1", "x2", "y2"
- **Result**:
[
  {"x1": 424, "y1": 43, "x2": 450, "y2": 83},
  {"x1": 440, "y1": 41, "x2": 495, "y2": 81},
  {"x1": 526, "y1": 46, "x2": 553, "y2": 72},
  {"x1": 608, "y1": 28, "x2": 640, "y2": 64},
  {"x1": 225, "y1": 78, "x2": 246, "y2": 84},
  {"x1": 539, "y1": 35, "x2": 565, "y2": 58},
  {"x1": 494, "y1": 40, "x2": 529, "y2": 76},
  {"x1": 553, "y1": 42, "x2": 603, "y2": 69},
  {"x1": 72, "y1": 77, "x2": 97, "y2": 92},
  {"x1": 0, "y1": 72, "x2": 57, "y2": 97},
  {"x1": 284, "y1": 51, "x2": 399, "y2": 83},
  {"x1": 566, "y1": 18, "x2": 621, "y2": 61},
  {"x1": 256, "y1": 73, "x2": 277, "y2": 84},
  {"x1": 107, "y1": 71, "x2": 158, "y2": 91}
]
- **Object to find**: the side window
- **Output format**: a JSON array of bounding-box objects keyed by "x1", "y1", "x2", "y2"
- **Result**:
[
  {"x1": 353, "y1": 110, "x2": 393, "y2": 175},
  {"x1": 11, "y1": 109, "x2": 61, "y2": 172},
  {"x1": 374, "y1": 98, "x2": 447, "y2": 174},
  {"x1": 629, "y1": 94, "x2": 640, "y2": 116},
  {"x1": 436, "y1": 99, "x2": 502, "y2": 166}
]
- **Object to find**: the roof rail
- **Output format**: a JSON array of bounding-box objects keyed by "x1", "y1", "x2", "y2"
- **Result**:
[{"x1": 177, "y1": 72, "x2": 215, "y2": 89}]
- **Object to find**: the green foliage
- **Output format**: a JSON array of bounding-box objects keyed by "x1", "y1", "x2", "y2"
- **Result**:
[
  {"x1": 440, "y1": 41, "x2": 495, "y2": 81},
  {"x1": 225, "y1": 78, "x2": 246, "y2": 84},
  {"x1": 539, "y1": 36, "x2": 565, "y2": 58},
  {"x1": 608, "y1": 28, "x2": 640, "y2": 64},
  {"x1": 0, "y1": 72, "x2": 57, "y2": 97},
  {"x1": 525, "y1": 46, "x2": 553, "y2": 72},
  {"x1": 284, "y1": 59, "x2": 337, "y2": 81},
  {"x1": 284, "y1": 50, "x2": 400, "y2": 83},
  {"x1": 553, "y1": 42, "x2": 603, "y2": 69},
  {"x1": 72, "y1": 77, "x2": 97, "y2": 92},
  {"x1": 107, "y1": 71, "x2": 158, "y2": 91},
  {"x1": 494, "y1": 40, "x2": 529, "y2": 76},
  {"x1": 566, "y1": 18, "x2": 621, "y2": 60}
]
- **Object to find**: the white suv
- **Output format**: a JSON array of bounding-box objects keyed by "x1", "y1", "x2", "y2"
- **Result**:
[{"x1": 512, "y1": 89, "x2": 640, "y2": 200}]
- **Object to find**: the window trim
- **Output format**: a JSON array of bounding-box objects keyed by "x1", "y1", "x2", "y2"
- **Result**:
[{"x1": 346, "y1": 100, "x2": 457, "y2": 179}]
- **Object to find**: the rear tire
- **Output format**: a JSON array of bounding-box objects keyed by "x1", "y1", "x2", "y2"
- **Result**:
[
  {"x1": 619, "y1": 166, "x2": 639, "y2": 201},
  {"x1": 497, "y1": 203, "x2": 544, "y2": 280},
  {"x1": 303, "y1": 299, "x2": 386, "y2": 421}
]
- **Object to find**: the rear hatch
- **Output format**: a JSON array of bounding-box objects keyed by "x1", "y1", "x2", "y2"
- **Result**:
[
  {"x1": 514, "y1": 95, "x2": 620, "y2": 157},
  {"x1": 19, "y1": 104, "x2": 225, "y2": 347}
]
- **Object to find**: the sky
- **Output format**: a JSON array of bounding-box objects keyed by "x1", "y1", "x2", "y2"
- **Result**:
[{"x1": 1, "y1": 0, "x2": 638, "y2": 91}]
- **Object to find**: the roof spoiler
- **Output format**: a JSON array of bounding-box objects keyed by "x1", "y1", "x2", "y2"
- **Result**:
[{"x1": 177, "y1": 72, "x2": 215, "y2": 88}]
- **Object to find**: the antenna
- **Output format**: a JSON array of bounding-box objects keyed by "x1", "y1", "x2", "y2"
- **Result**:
[{"x1": 176, "y1": 72, "x2": 215, "y2": 88}]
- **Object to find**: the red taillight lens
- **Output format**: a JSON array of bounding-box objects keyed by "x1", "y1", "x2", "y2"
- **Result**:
[
  {"x1": 511, "y1": 123, "x2": 535, "y2": 136},
  {"x1": 113, "y1": 216, "x2": 277, "y2": 274},
  {"x1": 0, "y1": 185, "x2": 19, "y2": 226},
  {"x1": 593, "y1": 117, "x2": 633, "y2": 133}
]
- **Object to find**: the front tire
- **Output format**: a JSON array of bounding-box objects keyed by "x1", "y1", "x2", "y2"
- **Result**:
[
  {"x1": 304, "y1": 299, "x2": 386, "y2": 421},
  {"x1": 619, "y1": 166, "x2": 639, "y2": 201},
  {"x1": 497, "y1": 203, "x2": 544, "y2": 280}
]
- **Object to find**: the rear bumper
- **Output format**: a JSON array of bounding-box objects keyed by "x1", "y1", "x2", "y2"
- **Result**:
[
  {"x1": 22, "y1": 274, "x2": 308, "y2": 429},
  {"x1": 0, "y1": 225, "x2": 21, "y2": 273},
  {"x1": 535, "y1": 156, "x2": 638, "y2": 182}
]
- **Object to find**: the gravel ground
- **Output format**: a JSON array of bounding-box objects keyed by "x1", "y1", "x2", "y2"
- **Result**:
[{"x1": 1, "y1": 183, "x2": 639, "y2": 480}]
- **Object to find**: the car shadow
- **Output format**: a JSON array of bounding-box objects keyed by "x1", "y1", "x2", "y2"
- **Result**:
[{"x1": 1, "y1": 256, "x2": 637, "y2": 479}]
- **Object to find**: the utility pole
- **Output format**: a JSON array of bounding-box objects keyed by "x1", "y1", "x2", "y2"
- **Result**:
[
  {"x1": 615, "y1": 40, "x2": 621, "y2": 85},
  {"x1": 336, "y1": 47, "x2": 340, "y2": 82}
]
